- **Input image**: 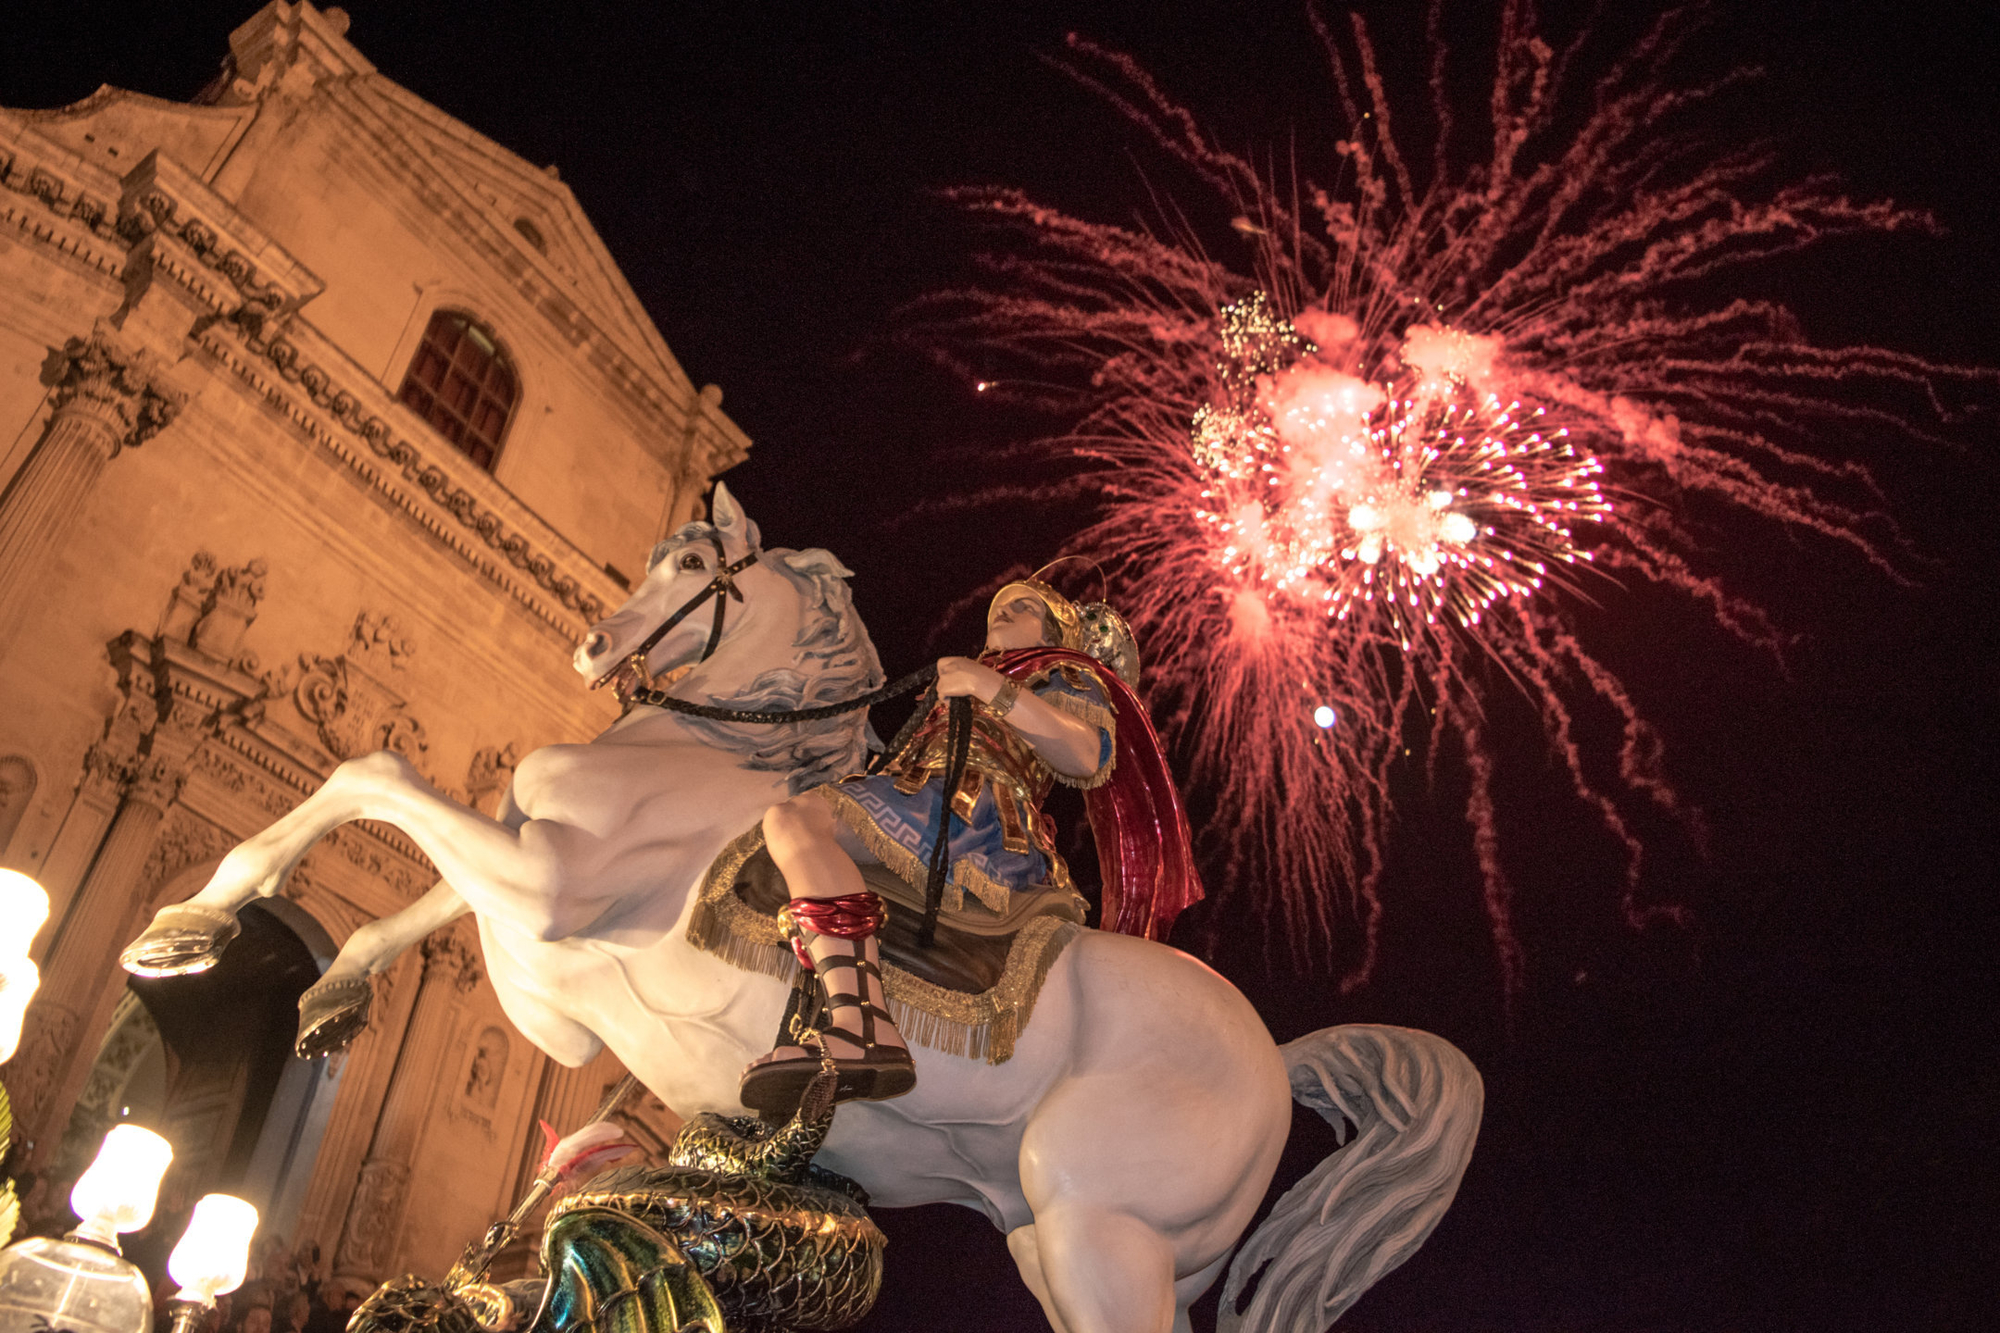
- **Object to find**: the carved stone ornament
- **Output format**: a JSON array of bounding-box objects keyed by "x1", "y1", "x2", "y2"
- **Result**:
[
  {"x1": 459, "y1": 1026, "x2": 509, "y2": 1134},
  {"x1": 158, "y1": 549, "x2": 220, "y2": 642},
  {"x1": 125, "y1": 754, "x2": 188, "y2": 811},
  {"x1": 337, "y1": 1158, "x2": 411, "y2": 1276},
  {"x1": 465, "y1": 742, "x2": 520, "y2": 811},
  {"x1": 50, "y1": 333, "x2": 184, "y2": 456},
  {"x1": 0, "y1": 145, "x2": 118, "y2": 242},
  {"x1": 118, "y1": 189, "x2": 290, "y2": 322},
  {"x1": 293, "y1": 611, "x2": 429, "y2": 763},
  {"x1": 10, "y1": 1003, "x2": 80, "y2": 1126},
  {"x1": 420, "y1": 930, "x2": 483, "y2": 994},
  {"x1": 139, "y1": 808, "x2": 236, "y2": 901},
  {"x1": 248, "y1": 331, "x2": 606, "y2": 624},
  {"x1": 81, "y1": 733, "x2": 140, "y2": 793},
  {"x1": 192, "y1": 555, "x2": 268, "y2": 662}
]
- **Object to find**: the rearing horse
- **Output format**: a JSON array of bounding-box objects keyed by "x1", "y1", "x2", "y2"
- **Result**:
[{"x1": 124, "y1": 484, "x2": 1481, "y2": 1333}]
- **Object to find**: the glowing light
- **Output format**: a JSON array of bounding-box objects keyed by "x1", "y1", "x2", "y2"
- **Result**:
[
  {"x1": 1313, "y1": 706, "x2": 1337, "y2": 729},
  {"x1": 0, "y1": 869, "x2": 48, "y2": 955},
  {"x1": 168, "y1": 1195, "x2": 259, "y2": 1305},
  {"x1": 70, "y1": 1125, "x2": 174, "y2": 1247},
  {"x1": 932, "y1": 13, "x2": 1988, "y2": 994},
  {"x1": 0, "y1": 869, "x2": 48, "y2": 1064}
]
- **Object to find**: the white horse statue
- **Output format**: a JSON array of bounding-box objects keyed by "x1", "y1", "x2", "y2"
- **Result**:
[{"x1": 124, "y1": 483, "x2": 1481, "y2": 1333}]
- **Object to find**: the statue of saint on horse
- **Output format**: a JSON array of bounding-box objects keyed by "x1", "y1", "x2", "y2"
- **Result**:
[
  {"x1": 118, "y1": 484, "x2": 1480, "y2": 1333},
  {"x1": 742, "y1": 571, "x2": 1200, "y2": 1115}
]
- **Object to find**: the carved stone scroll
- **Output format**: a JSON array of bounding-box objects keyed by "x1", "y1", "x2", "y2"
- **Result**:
[{"x1": 292, "y1": 612, "x2": 429, "y2": 763}]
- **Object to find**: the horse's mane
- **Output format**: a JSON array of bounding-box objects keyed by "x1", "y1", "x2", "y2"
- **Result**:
[{"x1": 669, "y1": 537, "x2": 885, "y2": 794}]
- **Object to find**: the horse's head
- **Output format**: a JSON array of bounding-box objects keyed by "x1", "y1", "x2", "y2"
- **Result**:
[
  {"x1": 575, "y1": 485, "x2": 881, "y2": 756},
  {"x1": 574, "y1": 481, "x2": 773, "y2": 698},
  {"x1": 576, "y1": 482, "x2": 882, "y2": 787}
]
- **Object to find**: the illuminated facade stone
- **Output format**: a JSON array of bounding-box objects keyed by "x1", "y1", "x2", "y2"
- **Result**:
[{"x1": 0, "y1": 1, "x2": 738, "y2": 1286}]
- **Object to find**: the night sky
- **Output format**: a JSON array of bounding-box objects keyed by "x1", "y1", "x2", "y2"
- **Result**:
[{"x1": 6, "y1": 3, "x2": 1997, "y2": 1330}]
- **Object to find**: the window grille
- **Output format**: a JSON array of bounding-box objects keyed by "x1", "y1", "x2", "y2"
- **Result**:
[{"x1": 397, "y1": 310, "x2": 517, "y2": 471}]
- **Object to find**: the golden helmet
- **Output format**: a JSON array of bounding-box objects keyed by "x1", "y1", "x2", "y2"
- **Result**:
[{"x1": 988, "y1": 575, "x2": 1141, "y2": 687}]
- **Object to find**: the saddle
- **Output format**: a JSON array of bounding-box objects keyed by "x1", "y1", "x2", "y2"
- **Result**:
[{"x1": 687, "y1": 826, "x2": 1085, "y2": 1064}]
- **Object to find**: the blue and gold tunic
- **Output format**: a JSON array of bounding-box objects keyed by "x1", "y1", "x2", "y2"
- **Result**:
[{"x1": 817, "y1": 659, "x2": 1116, "y2": 912}]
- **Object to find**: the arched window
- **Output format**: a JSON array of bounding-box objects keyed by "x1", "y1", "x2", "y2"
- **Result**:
[{"x1": 397, "y1": 310, "x2": 518, "y2": 471}]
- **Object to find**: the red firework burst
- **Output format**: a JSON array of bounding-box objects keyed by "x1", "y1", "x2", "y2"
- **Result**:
[{"x1": 914, "y1": 5, "x2": 1993, "y2": 995}]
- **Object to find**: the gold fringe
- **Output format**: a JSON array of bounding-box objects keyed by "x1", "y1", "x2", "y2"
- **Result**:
[
  {"x1": 1039, "y1": 677, "x2": 1117, "y2": 790},
  {"x1": 687, "y1": 826, "x2": 788, "y2": 952},
  {"x1": 880, "y1": 915, "x2": 1079, "y2": 1063},
  {"x1": 687, "y1": 824, "x2": 1081, "y2": 1065},
  {"x1": 1043, "y1": 689, "x2": 1116, "y2": 739}
]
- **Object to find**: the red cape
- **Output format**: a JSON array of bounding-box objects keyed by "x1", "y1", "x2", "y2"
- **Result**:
[{"x1": 990, "y1": 647, "x2": 1203, "y2": 942}]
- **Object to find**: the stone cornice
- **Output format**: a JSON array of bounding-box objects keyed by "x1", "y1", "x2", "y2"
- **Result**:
[
  {"x1": 196, "y1": 314, "x2": 621, "y2": 636},
  {"x1": 0, "y1": 111, "x2": 128, "y2": 282},
  {"x1": 0, "y1": 115, "x2": 325, "y2": 328},
  {"x1": 116, "y1": 150, "x2": 326, "y2": 324}
]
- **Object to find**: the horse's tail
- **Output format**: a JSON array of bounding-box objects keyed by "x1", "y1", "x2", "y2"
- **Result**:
[{"x1": 1217, "y1": 1024, "x2": 1483, "y2": 1333}]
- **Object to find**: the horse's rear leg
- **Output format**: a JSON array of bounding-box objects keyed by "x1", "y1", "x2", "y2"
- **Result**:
[
  {"x1": 295, "y1": 881, "x2": 469, "y2": 1057},
  {"x1": 1018, "y1": 1206, "x2": 1177, "y2": 1333},
  {"x1": 1006, "y1": 1225, "x2": 1073, "y2": 1333}
]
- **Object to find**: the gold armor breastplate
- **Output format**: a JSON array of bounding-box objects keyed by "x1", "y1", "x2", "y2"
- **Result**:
[{"x1": 887, "y1": 699, "x2": 1055, "y2": 857}]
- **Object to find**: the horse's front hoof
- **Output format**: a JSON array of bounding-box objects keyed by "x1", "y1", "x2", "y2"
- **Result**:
[
  {"x1": 120, "y1": 904, "x2": 241, "y2": 977},
  {"x1": 296, "y1": 975, "x2": 373, "y2": 1058}
]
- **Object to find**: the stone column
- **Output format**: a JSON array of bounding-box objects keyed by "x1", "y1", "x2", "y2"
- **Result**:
[
  {"x1": 291, "y1": 948, "x2": 423, "y2": 1264},
  {"x1": 14, "y1": 722, "x2": 201, "y2": 1159},
  {"x1": 30, "y1": 726, "x2": 145, "y2": 961},
  {"x1": 334, "y1": 930, "x2": 481, "y2": 1283},
  {"x1": 0, "y1": 333, "x2": 182, "y2": 652}
]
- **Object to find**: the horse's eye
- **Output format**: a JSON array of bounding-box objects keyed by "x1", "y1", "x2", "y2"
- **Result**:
[{"x1": 679, "y1": 552, "x2": 705, "y2": 571}]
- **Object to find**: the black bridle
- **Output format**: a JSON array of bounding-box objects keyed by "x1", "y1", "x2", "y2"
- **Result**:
[{"x1": 590, "y1": 533, "x2": 760, "y2": 701}]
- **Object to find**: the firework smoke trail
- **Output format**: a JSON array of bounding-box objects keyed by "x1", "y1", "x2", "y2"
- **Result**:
[{"x1": 915, "y1": 3, "x2": 1992, "y2": 996}]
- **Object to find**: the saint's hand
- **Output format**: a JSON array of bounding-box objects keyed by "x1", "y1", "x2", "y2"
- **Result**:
[{"x1": 935, "y1": 655, "x2": 1003, "y2": 703}]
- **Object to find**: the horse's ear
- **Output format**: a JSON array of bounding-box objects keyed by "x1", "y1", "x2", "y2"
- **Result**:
[
  {"x1": 781, "y1": 548, "x2": 854, "y2": 580},
  {"x1": 710, "y1": 481, "x2": 760, "y2": 549}
]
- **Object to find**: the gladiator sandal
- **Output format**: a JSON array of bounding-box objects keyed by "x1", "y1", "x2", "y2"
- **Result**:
[{"x1": 740, "y1": 891, "x2": 915, "y2": 1116}]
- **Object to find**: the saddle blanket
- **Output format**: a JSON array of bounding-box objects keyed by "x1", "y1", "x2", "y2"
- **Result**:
[{"x1": 686, "y1": 825, "x2": 1085, "y2": 1064}]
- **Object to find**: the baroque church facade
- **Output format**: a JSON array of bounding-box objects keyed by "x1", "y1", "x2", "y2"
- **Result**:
[{"x1": 0, "y1": 2, "x2": 738, "y2": 1287}]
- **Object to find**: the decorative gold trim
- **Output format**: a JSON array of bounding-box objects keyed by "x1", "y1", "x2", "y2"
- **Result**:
[
  {"x1": 1041, "y1": 691, "x2": 1117, "y2": 789},
  {"x1": 687, "y1": 824, "x2": 1082, "y2": 1064},
  {"x1": 1043, "y1": 689, "x2": 1116, "y2": 738},
  {"x1": 817, "y1": 784, "x2": 1022, "y2": 915},
  {"x1": 687, "y1": 826, "x2": 796, "y2": 975}
]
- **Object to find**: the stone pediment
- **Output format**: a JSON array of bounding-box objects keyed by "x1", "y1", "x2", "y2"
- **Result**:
[
  {"x1": 10, "y1": 86, "x2": 254, "y2": 184},
  {"x1": 349, "y1": 79, "x2": 694, "y2": 400}
]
